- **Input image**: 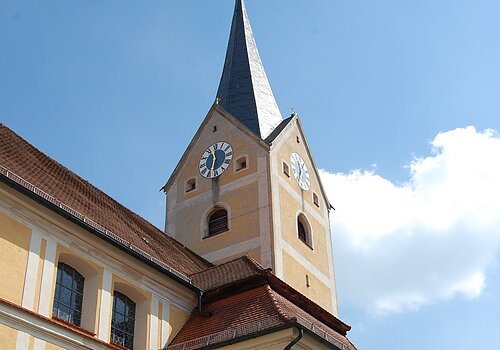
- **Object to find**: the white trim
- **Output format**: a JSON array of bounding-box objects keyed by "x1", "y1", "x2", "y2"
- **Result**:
[
  {"x1": 21, "y1": 228, "x2": 42, "y2": 310},
  {"x1": 202, "y1": 237, "x2": 260, "y2": 262},
  {"x1": 97, "y1": 267, "x2": 112, "y2": 342},
  {"x1": 38, "y1": 237, "x2": 57, "y2": 317},
  {"x1": 270, "y1": 154, "x2": 283, "y2": 278},
  {"x1": 257, "y1": 155, "x2": 272, "y2": 269},
  {"x1": 1, "y1": 300, "x2": 111, "y2": 349},
  {"x1": 33, "y1": 338, "x2": 46, "y2": 350},
  {"x1": 281, "y1": 240, "x2": 331, "y2": 287},
  {"x1": 200, "y1": 202, "x2": 231, "y2": 240},
  {"x1": 279, "y1": 175, "x2": 328, "y2": 226},
  {"x1": 160, "y1": 301, "x2": 170, "y2": 347},
  {"x1": 149, "y1": 295, "x2": 159, "y2": 350},
  {"x1": 16, "y1": 331, "x2": 30, "y2": 350}
]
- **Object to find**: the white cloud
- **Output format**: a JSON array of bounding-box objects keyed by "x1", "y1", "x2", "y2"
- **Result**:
[{"x1": 320, "y1": 126, "x2": 500, "y2": 315}]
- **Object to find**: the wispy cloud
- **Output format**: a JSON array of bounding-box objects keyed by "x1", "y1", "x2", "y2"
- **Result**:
[{"x1": 320, "y1": 126, "x2": 500, "y2": 315}]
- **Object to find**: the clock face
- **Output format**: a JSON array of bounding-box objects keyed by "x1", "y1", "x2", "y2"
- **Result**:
[
  {"x1": 290, "y1": 152, "x2": 310, "y2": 191},
  {"x1": 199, "y1": 141, "x2": 233, "y2": 178}
]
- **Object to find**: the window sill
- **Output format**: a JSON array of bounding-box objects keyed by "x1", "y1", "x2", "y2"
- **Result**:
[
  {"x1": 52, "y1": 316, "x2": 96, "y2": 337},
  {"x1": 203, "y1": 228, "x2": 230, "y2": 239}
]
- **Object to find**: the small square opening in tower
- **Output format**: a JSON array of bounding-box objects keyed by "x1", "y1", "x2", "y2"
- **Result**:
[
  {"x1": 185, "y1": 178, "x2": 196, "y2": 193},
  {"x1": 235, "y1": 156, "x2": 247, "y2": 171},
  {"x1": 283, "y1": 162, "x2": 290, "y2": 177}
]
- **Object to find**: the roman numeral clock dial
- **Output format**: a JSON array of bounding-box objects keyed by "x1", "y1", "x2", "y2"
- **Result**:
[
  {"x1": 199, "y1": 141, "x2": 233, "y2": 178},
  {"x1": 290, "y1": 152, "x2": 311, "y2": 191}
]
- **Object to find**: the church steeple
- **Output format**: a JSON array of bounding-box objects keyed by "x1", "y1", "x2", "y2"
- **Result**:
[{"x1": 216, "y1": 0, "x2": 283, "y2": 140}]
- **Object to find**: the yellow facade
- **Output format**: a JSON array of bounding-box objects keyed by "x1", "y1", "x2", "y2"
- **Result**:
[
  {"x1": 0, "y1": 183, "x2": 198, "y2": 350},
  {"x1": 0, "y1": 211, "x2": 31, "y2": 305},
  {"x1": 168, "y1": 305, "x2": 190, "y2": 341},
  {"x1": 0, "y1": 322, "x2": 18, "y2": 350}
]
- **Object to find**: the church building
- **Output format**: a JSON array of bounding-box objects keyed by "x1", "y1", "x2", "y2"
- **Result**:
[{"x1": 0, "y1": 1, "x2": 357, "y2": 349}]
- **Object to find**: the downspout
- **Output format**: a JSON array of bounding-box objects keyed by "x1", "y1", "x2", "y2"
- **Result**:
[
  {"x1": 284, "y1": 328, "x2": 303, "y2": 350},
  {"x1": 198, "y1": 290, "x2": 211, "y2": 317}
]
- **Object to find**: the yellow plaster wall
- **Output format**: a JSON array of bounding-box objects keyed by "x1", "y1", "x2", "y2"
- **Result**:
[
  {"x1": 167, "y1": 110, "x2": 270, "y2": 263},
  {"x1": 282, "y1": 251, "x2": 333, "y2": 312},
  {"x1": 274, "y1": 125, "x2": 326, "y2": 212},
  {"x1": 176, "y1": 111, "x2": 262, "y2": 197},
  {"x1": 0, "y1": 322, "x2": 18, "y2": 349},
  {"x1": 0, "y1": 211, "x2": 31, "y2": 305},
  {"x1": 174, "y1": 181, "x2": 261, "y2": 255},
  {"x1": 169, "y1": 305, "x2": 190, "y2": 341},
  {"x1": 278, "y1": 187, "x2": 330, "y2": 276}
]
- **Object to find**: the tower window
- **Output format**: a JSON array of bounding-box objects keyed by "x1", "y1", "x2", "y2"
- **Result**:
[
  {"x1": 111, "y1": 291, "x2": 136, "y2": 349},
  {"x1": 185, "y1": 178, "x2": 196, "y2": 193},
  {"x1": 52, "y1": 262, "x2": 85, "y2": 326},
  {"x1": 313, "y1": 192, "x2": 319, "y2": 207},
  {"x1": 297, "y1": 214, "x2": 313, "y2": 248},
  {"x1": 235, "y1": 156, "x2": 247, "y2": 171},
  {"x1": 283, "y1": 162, "x2": 290, "y2": 177},
  {"x1": 208, "y1": 208, "x2": 229, "y2": 236}
]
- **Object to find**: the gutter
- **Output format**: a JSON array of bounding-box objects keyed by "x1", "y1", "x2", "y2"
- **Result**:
[{"x1": 0, "y1": 172, "x2": 204, "y2": 295}]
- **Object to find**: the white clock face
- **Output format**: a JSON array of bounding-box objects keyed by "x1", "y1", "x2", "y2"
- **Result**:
[
  {"x1": 199, "y1": 141, "x2": 233, "y2": 178},
  {"x1": 290, "y1": 152, "x2": 310, "y2": 191}
]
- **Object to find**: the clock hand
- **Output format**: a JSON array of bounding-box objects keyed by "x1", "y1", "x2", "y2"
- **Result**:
[{"x1": 210, "y1": 149, "x2": 216, "y2": 171}]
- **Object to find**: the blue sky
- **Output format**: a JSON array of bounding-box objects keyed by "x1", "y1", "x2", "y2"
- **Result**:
[{"x1": 2, "y1": 1, "x2": 500, "y2": 348}]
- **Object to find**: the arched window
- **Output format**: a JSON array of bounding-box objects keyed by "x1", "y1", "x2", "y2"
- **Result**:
[
  {"x1": 208, "y1": 208, "x2": 228, "y2": 236},
  {"x1": 111, "y1": 291, "x2": 136, "y2": 349},
  {"x1": 52, "y1": 262, "x2": 85, "y2": 326},
  {"x1": 297, "y1": 214, "x2": 313, "y2": 248}
]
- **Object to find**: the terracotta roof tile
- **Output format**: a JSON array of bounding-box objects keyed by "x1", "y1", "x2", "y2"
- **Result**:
[
  {"x1": 190, "y1": 255, "x2": 266, "y2": 291},
  {"x1": 168, "y1": 284, "x2": 357, "y2": 350},
  {"x1": 0, "y1": 124, "x2": 211, "y2": 277}
]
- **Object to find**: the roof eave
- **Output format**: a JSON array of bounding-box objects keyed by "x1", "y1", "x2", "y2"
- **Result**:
[{"x1": 0, "y1": 172, "x2": 204, "y2": 294}]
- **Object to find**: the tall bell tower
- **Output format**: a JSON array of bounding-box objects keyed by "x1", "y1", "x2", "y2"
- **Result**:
[{"x1": 162, "y1": 0, "x2": 338, "y2": 315}]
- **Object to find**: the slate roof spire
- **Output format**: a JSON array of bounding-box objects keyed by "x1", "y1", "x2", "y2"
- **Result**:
[{"x1": 216, "y1": 0, "x2": 283, "y2": 140}]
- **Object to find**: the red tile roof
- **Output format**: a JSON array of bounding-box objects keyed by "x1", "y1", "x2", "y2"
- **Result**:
[
  {"x1": 168, "y1": 284, "x2": 357, "y2": 350},
  {"x1": 190, "y1": 255, "x2": 266, "y2": 291},
  {"x1": 176, "y1": 256, "x2": 355, "y2": 349},
  {"x1": 0, "y1": 124, "x2": 211, "y2": 278}
]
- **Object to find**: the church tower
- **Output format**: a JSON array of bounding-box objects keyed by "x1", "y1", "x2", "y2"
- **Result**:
[{"x1": 162, "y1": 0, "x2": 338, "y2": 315}]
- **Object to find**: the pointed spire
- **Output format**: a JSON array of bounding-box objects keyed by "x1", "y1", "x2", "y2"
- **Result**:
[{"x1": 216, "y1": 0, "x2": 283, "y2": 140}]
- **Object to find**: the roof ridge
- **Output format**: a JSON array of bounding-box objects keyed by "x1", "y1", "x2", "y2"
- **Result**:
[
  {"x1": 264, "y1": 285, "x2": 294, "y2": 323},
  {"x1": 240, "y1": 254, "x2": 267, "y2": 273},
  {"x1": 189, "y1": 254, "x2": 264, "y2": 278}
]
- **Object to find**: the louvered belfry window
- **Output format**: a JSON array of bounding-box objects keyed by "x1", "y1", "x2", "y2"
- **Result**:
[
  {"x1": 298, "y1": 219, "x2": 307, "y2": 243},
  {"x1": 208, "y1": 208, "x2": 228, "y2": 236}
]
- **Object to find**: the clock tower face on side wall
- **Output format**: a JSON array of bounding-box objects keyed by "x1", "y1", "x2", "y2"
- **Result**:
[{"x1": 162, "y1": 0, "x2": 338, "y2": 315}]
